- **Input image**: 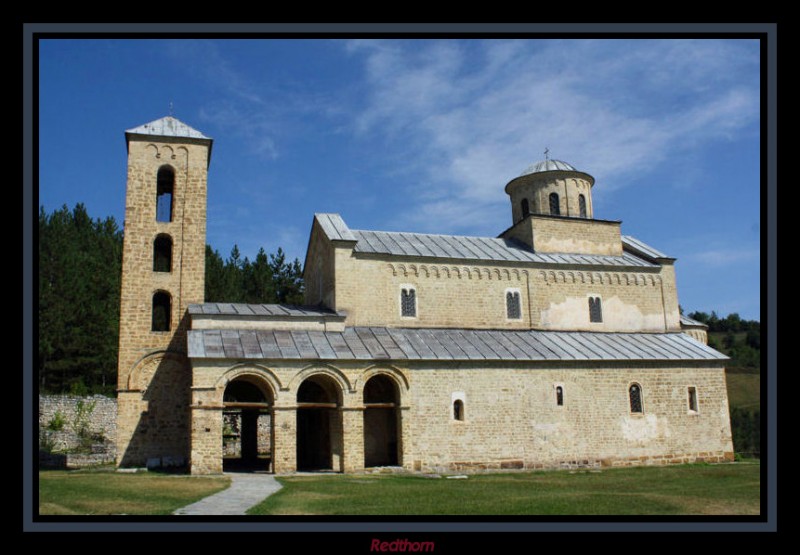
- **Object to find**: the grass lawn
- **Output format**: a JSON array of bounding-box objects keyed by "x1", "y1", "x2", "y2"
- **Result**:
[
  {"x1": 249, "y1": 462, "x2": 760, "y2": 516},
  {"x1": 39, "y1": 467, "x2": 230, "y2": 515}
]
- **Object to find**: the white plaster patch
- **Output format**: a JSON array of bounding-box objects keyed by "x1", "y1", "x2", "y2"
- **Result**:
[
  {"x1": 620, "y1": 413, "x2": 669, "y2": 443},
  {"x1": 541, "y1": 295, "x2": 666, "y2": 331}
]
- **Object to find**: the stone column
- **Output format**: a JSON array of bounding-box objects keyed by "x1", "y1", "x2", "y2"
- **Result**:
[
  {"x1": 342, "y1": 407, "x2": 365, "y2": 473},
  {"x1": 398, "y1": 406, "x2": 412, "y2": 470},
  {"x1": 272, "y1": 406, "x2": 297, "y2": 474},
  {"x1": 190, "y1": 405, "x2": 222, "y2": 474}
]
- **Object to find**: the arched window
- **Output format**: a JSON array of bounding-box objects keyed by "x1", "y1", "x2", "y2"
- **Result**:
[
  {"x1": 453, "y1": 399, "x2": 464, "y2": 421},
  {"x1": 153, "y1": 234, "x2": 172, "y2": 273},
  {"x1": 401, "y1": 287, "x2": 416, "y2": 317},
  {"x1": 629, "y1": 383, "x2": 643, "y2": 413},
  {"x1": 556, "y1": 386, "x2": 564, "y2": 406},
  {"x1": 521, "y1": 198, "x2": 530, "y2": 219},
  {"x1": 589, "y1": 296, "x2": 603, "y2": 323},
  {"x1": 506, "y1": 290, "x2": 521, "y2": 319},
  {"x1": 152, "y1": 291, "x2": 171, "y2": 331},
  {"x1": 579, "y1": 194, "x2": 587, "y2": 218},
  {"x1": 156, "y1": 166, "x2": 175, "y2": 222},
  {"x1": 549, "y1": 192, "x2": 560, "y2": 216}
]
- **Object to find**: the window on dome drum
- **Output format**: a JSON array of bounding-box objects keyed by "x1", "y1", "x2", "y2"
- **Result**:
[
  {"x1": 589, "y1": 296, "x2": 603, "y2": 323},
  {"x1": 401, "y1": 288, "x2": 416, "y2": 317},
  {"x1": 549, "y1": 192, "x2": 560, "y2": 216},
  {"x1": 453, "y1": 399, "x2": 464, "y2": 421},
  {"x1": 506, "y1": 291, "x2": 521, "y2": 319},
  {"x1": 579, "y1": 194, "x2": 587, "y2": 218},
  {"x1": 521, "y1": 198, "x2": 530, "y2": 219},
  {"x1": 153, "y1": 234, "x2": 172, "y2": 273},
  {"x1": 629, "y1": 383, "x2": 643, "y2": 413},
  {"x1": 556, "y1": 386, "x2": 564, "y2": 406},
  {"x1": 156, "y1": 166, "x2": 175, "y2": 222},
  {"x1": 152, "y1": 291, "x2": 171, "y2": 332},
  {"x1": 688, "y1": 387, "x2": 698, "y2": 412}
]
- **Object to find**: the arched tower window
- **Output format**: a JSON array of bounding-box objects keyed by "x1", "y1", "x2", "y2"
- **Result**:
[
  {"x1": 506, "y1": 290, "x2": 521, "y2": 319},
  {"x1": 549, "y1": 192, "x2": 560, "y2": 216},
  {"x1": 579, "y1": 194, "x2": 587, "y2": 218},
  {"x1": 556, "y1": 386, "x2": 564, "y2": 406},
  {"x1": 156, "y1": 166, "x2": 175, "y2": 222},
  {"x1": 521, "y1": 198, "x2": 530, "y2": 219},
  {"x1": 152, "y1": 291, "x2": 171, "y2": 331},
  {"x1": 401, "y1": 287, "x2": 416, "y2": 318},
  {"x1": 629, "y1": 383, "x2": 643, "y2": 413},
  {"x1": 153, "y1": 234, "x2": 173, "y2": 273}
]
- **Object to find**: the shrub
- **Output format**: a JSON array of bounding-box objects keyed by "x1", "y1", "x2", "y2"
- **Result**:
[{"x1": 46, "y1": 411, "x2": 66, "y2": 432}]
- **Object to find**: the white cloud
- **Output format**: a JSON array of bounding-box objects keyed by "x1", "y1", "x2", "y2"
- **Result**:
[{"x1": 346, "y1": 39, "x2": 760, "y2": 233}]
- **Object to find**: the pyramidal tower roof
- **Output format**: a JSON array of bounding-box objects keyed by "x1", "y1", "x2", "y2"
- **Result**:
[{"x1": 125, "y1": 116, "x2": 211, "y2": 140}]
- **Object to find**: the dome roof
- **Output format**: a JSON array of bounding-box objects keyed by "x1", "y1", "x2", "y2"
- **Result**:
[{"x1": 519, "y1": 159, "x2": 578, "y2": 177}]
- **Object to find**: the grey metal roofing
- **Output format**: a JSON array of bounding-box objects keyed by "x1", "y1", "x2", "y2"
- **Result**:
[
  {"x1": 680, "y1": 314, "x2": 709, "y2": 328},
  {"x1": 188, "y1": 327, "x2": 727, "y2": 362},
  {"x1": 188, "y1": 303, "x2": 344, "y2": 318},
  {"x1": 621, "y1": 235, "x2": 670, "y2": 260},
  {"x1": 315, "y1": 213, "x2": 356, "y2": 241},
  {"x1": 520, "y1": 159, "x2": 578, "y2": 176},
  {"x1": 349, "y1": 229, "x2": 658, "y2": 268},
  {"x1": 126, "y1": 116, "x2": 211, "y2": 140}
]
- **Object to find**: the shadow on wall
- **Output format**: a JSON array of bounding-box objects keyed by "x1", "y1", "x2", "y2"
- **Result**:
[{"x1": 118, "y1": 315, "x2": 192, "y2": 469}]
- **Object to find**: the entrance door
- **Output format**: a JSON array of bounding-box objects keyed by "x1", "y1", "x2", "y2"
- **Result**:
[{"x1": 363, "y1": 375, "x2": 400, "y2": 467}]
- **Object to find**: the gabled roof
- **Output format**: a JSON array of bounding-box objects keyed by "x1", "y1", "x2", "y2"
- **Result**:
[
  {"x1": 126, "y1": 116, "x2": 211, "y2": 140},
  {"x1": 311, "y1": 213, "x2": 663, "y2": 268},
  {"x1": 680, "y1": 314, "x2": 709, "y2": 329},
  {"x1": 187, "y1": 326, "x2": 727, "y2": 362}
]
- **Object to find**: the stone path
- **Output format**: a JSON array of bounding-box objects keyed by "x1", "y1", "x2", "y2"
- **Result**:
[{"x1": 173, "y1": 473, "x2": 283, "y2": 516}]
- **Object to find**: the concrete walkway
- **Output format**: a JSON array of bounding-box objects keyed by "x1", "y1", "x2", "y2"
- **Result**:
[{"x1": 173, "y1": 473, "x2": 283, "y2": 516}]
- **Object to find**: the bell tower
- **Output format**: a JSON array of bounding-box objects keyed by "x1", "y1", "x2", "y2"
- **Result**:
[{"x1": 116, "y1": 116, "x2": 212, "y2": 467}]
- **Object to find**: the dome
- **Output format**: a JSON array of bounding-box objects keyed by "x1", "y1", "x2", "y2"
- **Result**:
[{"x1": 519, "y1": 159, "x2": 579, "y2": 177}]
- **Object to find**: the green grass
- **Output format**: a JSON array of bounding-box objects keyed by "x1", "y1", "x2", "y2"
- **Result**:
[
  {"x1": 38, "y1": 468, "x2": 230, "y2": 515},
  {"x1": 248, "y1": 463, "x2": 760, "y2": 516},
  {"x1": 726, "y1": 371, "x2": 760, "y2": 411}
]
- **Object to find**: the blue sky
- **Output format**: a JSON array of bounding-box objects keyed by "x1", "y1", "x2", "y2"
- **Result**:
[{"x1": 38, "y1": 38, "x2": 761, "y2": 320}]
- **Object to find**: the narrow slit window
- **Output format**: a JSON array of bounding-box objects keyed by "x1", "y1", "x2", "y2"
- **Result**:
[
  {"x1": 556, "y1": 386, "x2": 564, "y2": 406},
  {"x1": 152, "y1": 291, "x2": 171, "y2": 332},
  {"x1": 453, "y1": 399, "x2": 464, "y2": 421},
  {"x1": 688, "y1": 387, "x2": 698, "y2": 412},
  {"x1": 589, "y1": 296, "x2": 603, "y2": 323},
  {"x1": 156, "y1": 166, "x2": 175, "y2": 222},
  {"x1": 549, "y1": 192, "x2": 560, "y2": 216},
  {"x1": 153, "y1": 234, "x2": 172, "y2": 273},
  {"x1": 629, "y1": 383, "x2": 643, "y2": 413},
  {"x1": 521, "y1": 198, "x2": 530, "y2": 219},
  {"x1": 401, "y1": 288, "x2": 416, "y2": 317},
  {"x1": 506, "y1": 291, "x2": 521, "y2": 319},
  {"x1": 579, "y1": 194, "x2": 587, "y2": 218}
]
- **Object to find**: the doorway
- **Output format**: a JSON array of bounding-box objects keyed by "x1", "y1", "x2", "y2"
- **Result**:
[
  {"x1": 363, "y1": 374, "x2": 400, "y2": 467},
  {"x1": 296, "y1": 375, "x2": 342, "y2": 471},
  {"x1": 222, "y1": 378, "x2": 273, "y2": 472}
]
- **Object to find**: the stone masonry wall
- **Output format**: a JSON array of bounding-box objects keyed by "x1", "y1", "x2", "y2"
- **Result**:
[
  {"x1": 327, "y1": 248, "x2": 678, "y2": 332},
  {"x1": 188, "y1": 359, "x2": 733, "y2": 474},
  {"x1": 39, "y1": 395, "x2": 117, "y2": 438}
]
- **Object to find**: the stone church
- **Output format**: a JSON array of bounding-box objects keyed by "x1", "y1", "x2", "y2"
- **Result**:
[{"x1": 116, "y1": 116, "x2": 733, "y2": 475}]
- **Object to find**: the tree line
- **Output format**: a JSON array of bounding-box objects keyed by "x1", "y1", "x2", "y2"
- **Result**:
[{"x1": 38, "y1": 204, "x2": 304, "y2": 395}]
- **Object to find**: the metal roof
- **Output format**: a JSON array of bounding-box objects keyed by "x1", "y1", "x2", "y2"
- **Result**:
[
  {"x1": 315, "y1": 213, "x2": 356, "y2": 242},
  {"x1": 520, "y1": 159, "x2": 578, "y2": 176},
  {"x1": 680, "y1": 314, "x2": 709, "y2": 328},
  {"x1": 621, "y1": 235, "x2": 670, "y2": 260},
  {"x1": 126, "y1": 116, "x2": 211, "y2": 140},
  {"x1": 188, "y1": 303, "x2": 344, "y2": 318},
  {"x1": 350, "y1": 229, "x2": 657, "y2": 267},
  {"x1": 188, "y1": 327, "x2": 727, "y2": 362}
]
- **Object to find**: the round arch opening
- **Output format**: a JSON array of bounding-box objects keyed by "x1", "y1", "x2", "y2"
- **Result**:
[
  {"x1": 363, "y1": 374, "x2": 401, "y2": 468},
  {"x1": 222, "y1": 376, "x2": 274, "y2": 473},
  {"x1": 296, "y1": 374, "x2": 343, "y2": 472}
]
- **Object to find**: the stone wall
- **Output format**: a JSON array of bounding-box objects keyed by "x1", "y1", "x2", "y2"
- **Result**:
[
  {"x1": 39, "y1": 394, "x2": 117, "y2": 439},
  {"x1": 188, "y1": 359, "x2": 733, "y2": 474}
]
